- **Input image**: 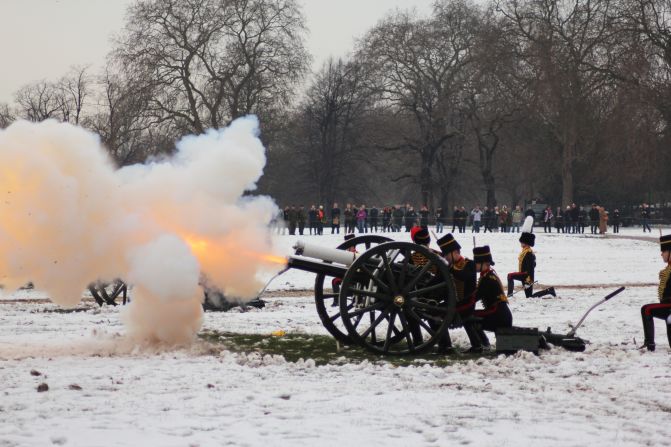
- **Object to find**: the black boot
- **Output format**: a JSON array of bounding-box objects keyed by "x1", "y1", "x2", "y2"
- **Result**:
[
  {"x1": 462, "y1": 322, "x2": 484, "y2": 353},
  {"x1": 437, "y1": 329, "x2": 454, "y2": 354},
  {"x1": 477, "y1": 329, "x2": 490, "y2": 347},
  {"x1": 531, "y1": 287, "x2": 555, "y2": 298},
  {"x1": 641, "y1": 307, "x2": 656, "y2": 350}
]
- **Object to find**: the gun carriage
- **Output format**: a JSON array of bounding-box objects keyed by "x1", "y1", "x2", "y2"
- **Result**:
[{"x1": 287, "y1": 235, "x2": 459, "y2": 355}]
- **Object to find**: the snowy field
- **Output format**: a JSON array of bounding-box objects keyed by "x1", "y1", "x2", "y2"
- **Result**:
[{"x1": 1, "y1": 227, "x2": 670, "y2": 446}]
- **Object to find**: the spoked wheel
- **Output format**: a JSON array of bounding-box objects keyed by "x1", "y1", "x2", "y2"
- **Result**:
[
  {"x1": 339, "y1": 242, "x2": 457, "y2": 355},
  {"x1": 314, "y1": 235, "x2": 393, "y2": 343},
  {"x1": 88, "y1": 279, "x2": 128, "y2": 306}
]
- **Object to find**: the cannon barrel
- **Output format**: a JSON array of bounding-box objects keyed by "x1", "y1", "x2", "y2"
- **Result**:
[
  {"x1": 293, "y1": 240, "x2": 359, "y2": 266},
  {"x1": 286, "y1": 255, "x2": 349, "y2": 278}
]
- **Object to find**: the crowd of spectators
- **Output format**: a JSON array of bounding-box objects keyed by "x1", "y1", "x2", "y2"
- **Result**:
[{"x1": 272, "y1": 202, "x2": 666, "y2": 236}]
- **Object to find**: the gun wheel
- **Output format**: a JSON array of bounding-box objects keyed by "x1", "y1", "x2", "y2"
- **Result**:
[
  {"x1": 314, "y1": 235, "x2": 392, "y2": 344},
  {"x1": 339, "y1": 241, "x2": 456, "y2": 355}
]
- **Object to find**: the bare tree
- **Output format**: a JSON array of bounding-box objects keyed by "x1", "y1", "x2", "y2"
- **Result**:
[
  {"x1": 113, "y1": 0, "x2": 310, "y2": 135},
  {"x1": 294, "y1": 58, "x2": 374, "y2": 205},
  {"x1": 15, "y1": 80, "x2": 64, "y2": 122},
  {"x1": 358, "y1": 0, "x2": 481, "y2": 207},
  {"x1": 58, "y1": 66, "x2": 90, "y2": 125},
  {"x1": 0, "y1": 103, "x2": 14, "y2": 128},
  {"x1": 88, "y1": 68, "x2": 170, "y2": 166},
  {"x1": 463, "y1": 8, "x2": 520, "y2": 207},
  {"x1": 497, "y1": 0, "x2": 624, "y2": 206}
]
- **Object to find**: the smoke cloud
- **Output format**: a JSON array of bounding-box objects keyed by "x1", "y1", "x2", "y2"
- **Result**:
[{"x1": 0, "y1": 117, "x2": 281, "y2": 344}]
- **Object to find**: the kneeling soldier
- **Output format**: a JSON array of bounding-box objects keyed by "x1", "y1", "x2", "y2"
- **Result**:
[
  {"x1": 473, "y1": 246, "x2": 513, "y2": 344},
  {"x1": 507, "y1": 220, "x2": 556, "y2": 298},
  {"x1": 640, "y1": 234, "x2": 671, "y2": 351},
  {"x1": 438, "y1": 233, "x2": 484, "y2": 353}
]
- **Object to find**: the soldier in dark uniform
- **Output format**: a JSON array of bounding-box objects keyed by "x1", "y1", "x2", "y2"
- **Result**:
[
  {"x1": 507, "y1": 231, "x2": 536, "y2": 297},
  {"x1": 438, "y1": 233, "x2": 483, "y2": 353},
  {"x1": 409, "y1": 227, "x2": 440, "y2": 270},
  {"x1": 472, "y1": 246, "x2": 513, "y2": 345},
  {"x1": 406, "y1": 227, "x2": 442, "y2": 344},
  {"x1": 506, "y1": 229, "x2": 556, "y2": 298},
  {"x1": 640, "y1": 234, "x2": 671, "y2": 351}
]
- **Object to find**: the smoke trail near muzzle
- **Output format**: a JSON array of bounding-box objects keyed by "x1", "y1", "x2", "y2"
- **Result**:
[{"x1": 0, "y1": 116, "x2": 282, "y2": 344}]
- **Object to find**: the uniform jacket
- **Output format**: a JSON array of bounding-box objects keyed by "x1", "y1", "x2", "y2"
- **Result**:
[
  {"x1": 518, "y1": 247, "x2": 536, "y2": 283},
  {"x1": 450, "y1": 257, "x2": 476, "y2": 302},
  {"x1": 476, "y1": 269, "x2": 508, "y2": 309},
  {"x1": 658, "y1": 264, "x2": 671, "y2": 303}
]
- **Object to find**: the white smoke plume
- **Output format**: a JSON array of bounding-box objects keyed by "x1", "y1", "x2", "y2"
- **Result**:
[{"x1": 0, "y1": 117, "x2": 282, "y2": 344}]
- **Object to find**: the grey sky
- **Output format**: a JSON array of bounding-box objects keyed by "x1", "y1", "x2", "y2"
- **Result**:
[{"x1": 0, "y1": 0, "x2": 434, "y2": 103}]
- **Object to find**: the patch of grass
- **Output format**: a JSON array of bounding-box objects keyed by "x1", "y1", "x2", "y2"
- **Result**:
[{"x1": 199, "y1": 330, "x2": 496, "y2": 367}]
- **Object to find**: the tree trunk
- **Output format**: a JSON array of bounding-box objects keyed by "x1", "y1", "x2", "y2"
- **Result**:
[
  {"x1": 561, "y1": 122, "x2": 576, "y2": 206},
  {"x1": 484, "y1": 173, "x2": 496, "y2": 208},
  {"x1": 420, "y1": 152, "x2": 433, "y2": 207}
]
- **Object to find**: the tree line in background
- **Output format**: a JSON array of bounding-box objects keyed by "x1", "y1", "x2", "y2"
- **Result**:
[{"x1": 2, "y1": 0, "x2": 671, "y2": 213}]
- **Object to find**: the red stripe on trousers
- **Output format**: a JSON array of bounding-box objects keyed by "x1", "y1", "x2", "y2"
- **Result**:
[{"x1": 643, "y1": 302, "x2": 671, "y2": 316}]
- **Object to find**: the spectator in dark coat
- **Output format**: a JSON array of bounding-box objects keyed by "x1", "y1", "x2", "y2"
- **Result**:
[
  {"x1": 611, "y1": 209, "x2": 620, "y2": 233},
  {"x1": 331, "y1": 203, "x2": 341, "y2": 234}
]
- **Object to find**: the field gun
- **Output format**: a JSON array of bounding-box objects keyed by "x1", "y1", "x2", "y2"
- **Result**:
[{"x1": 285, "y1": 235, "x2": 458, "y2": 355}]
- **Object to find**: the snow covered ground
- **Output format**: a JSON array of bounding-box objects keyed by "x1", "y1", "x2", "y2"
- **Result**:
[{"x1": 1, "y1": 228, "x2": 670, "y2": 446}]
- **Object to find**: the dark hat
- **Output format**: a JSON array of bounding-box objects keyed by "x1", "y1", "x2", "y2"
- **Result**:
[
  {"x1": 410, "y1": 227, "x2": 430, "y2": 245},
  {"x1": 344, "y1": 233, "x2": 356, "y2": 241},
  {"x1": 661, "y1": 234, "x2": 671, "y2": 251},
  {"x1": 519, "y1": 232, "x2": 536, "y2": 247},
  {"x1": 437, "y1": 233, "x2": 461, "y2": 255},
  {"x1": 473, "y1": 245, "x2": 495, "y2": 265}
]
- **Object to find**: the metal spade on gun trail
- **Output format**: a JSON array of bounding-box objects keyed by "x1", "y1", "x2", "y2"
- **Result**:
[{"x1": 540, "y1": 286, "x2": 626, "y2": 351}]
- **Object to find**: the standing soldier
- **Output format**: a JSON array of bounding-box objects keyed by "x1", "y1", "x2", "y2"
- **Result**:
[
  {"x1": 472, "y1": 245, "x2": 513, "y2": 345},
  {"x1": 438, "y1": 234, "x2": 484, "y2": 353},
  {"x1": 640, "y1": 234, "x2": 671, "y2": 351}
]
